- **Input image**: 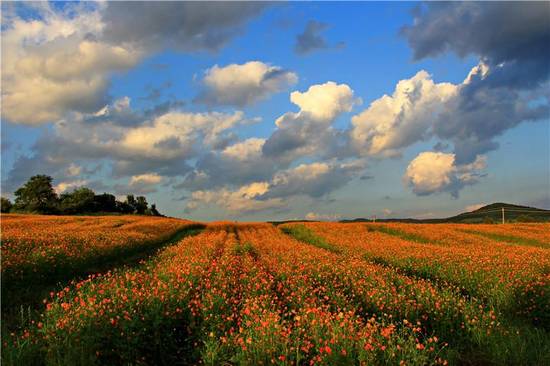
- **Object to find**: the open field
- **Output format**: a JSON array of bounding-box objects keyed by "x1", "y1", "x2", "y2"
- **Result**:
[{"x1": 2, "y1": 216, "x2": 549, "y2": 365}]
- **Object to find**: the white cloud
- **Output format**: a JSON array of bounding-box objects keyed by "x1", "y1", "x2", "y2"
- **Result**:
[
  {"x1": 1, "y1": 4, "x2": 142, "y2": 125},
  {"x1": 404, "y1": 151, "x2": 486, "y2": 197},
  {"x1": 221, "y1": 138, "x2": 266, "y2": 161},
  {"x1": 264, "y1": 82, "x2": 360, "y2": 163},
  {"x1": 272, "y1": 162, "x2": 331, "y2": 185},
  {"x1": 119, "y1": 111, "x2": 246, "y2": 159},
  {"x1": 350, "y1": 70, "x2": 457, "y2": 157},
  {"x1": 55, "y1": 179, "x2": 88, "y2": 194},
  {"x1": 197, "y1": 61, "x2": 297, "y2": 106},
  {"x1": 351, "y1": 63, "x2": 548, "y2": 163},
  {"x1": 185, "y1": 159, "x2": 366, "y2": 214},
  {"x1": 130, "y1": 173, "x2": 162, "y2": 185},
  {"x1": 186, "y1": 182, "x2": 283, "y2": 214},
  {"x1": 2, "y1": 2, "x2": 268, "y2": 125},
  {"x1": 285, "y1": 81, "x2": 360, "y2": 123},
  {"x1": 265, "y1": 160, "x2": 365, "y2": 199}
]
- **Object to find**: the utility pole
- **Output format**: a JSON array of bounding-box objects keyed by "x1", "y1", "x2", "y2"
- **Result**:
[{"x1": 501, "y1": 207, "x2": 505, "y2": 224}]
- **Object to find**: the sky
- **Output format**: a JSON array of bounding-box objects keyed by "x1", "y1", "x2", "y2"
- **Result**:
[{"x1": 1, "y1": 1, "x2": 549, "y2": 221}]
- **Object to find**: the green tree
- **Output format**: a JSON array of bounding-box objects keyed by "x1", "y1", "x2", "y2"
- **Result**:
[
  {"x1": 125, "y1": 194, "x2": 136, "y2": 213},
  {"x1": 14, "y1": 175, "x2": 59, "y2": 213},
  {"x1": 59, "y1": 187, "x2": 95, "y2": 214},
  {"x1": 116, "y1": 200, "x2": 134, "y2": 214},
  {"x1": 1, "y1": 197, "x2": 13, "y2": 213},
  {"x1": 135, "y1": 196, "x2": 148, "y2": 215},
  {"x1": 150, "y1": 203, "x2": 161, "y2": 216},
  {"x1": 94, "y1": 193, "x2": 117, "y2": 212}
]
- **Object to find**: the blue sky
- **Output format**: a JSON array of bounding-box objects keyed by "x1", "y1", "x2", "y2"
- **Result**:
[{"x1": 2, "y1": 2, "x2": 549, "y2": 221}]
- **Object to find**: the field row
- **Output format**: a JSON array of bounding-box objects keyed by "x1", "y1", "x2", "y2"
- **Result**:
[{"x1": 4, "y1": 221, "x2": 549, "y2": 365}]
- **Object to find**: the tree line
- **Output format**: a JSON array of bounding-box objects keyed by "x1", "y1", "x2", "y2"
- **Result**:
[{"x1": 1, "y1": 175, "x2": 162, "y2": 216}]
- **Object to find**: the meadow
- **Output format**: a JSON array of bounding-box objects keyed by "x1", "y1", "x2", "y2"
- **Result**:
[{"x1": 1, "y1": 215, "x2": 549, "y2": 365}]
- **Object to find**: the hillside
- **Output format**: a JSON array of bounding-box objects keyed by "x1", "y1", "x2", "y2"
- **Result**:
[{"x1": 340, "y1": 202, "x2": 550, "y2": 224}]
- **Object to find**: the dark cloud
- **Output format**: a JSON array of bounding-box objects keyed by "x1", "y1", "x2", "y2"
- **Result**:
[
  {"x1": 401, "y1": 2, "x2": 550, "y2": 163},
  {"x1": 262, "y1": 162, "x2": 364, "y2": 200},
  {"x1": 178, "y1": 153, "x2": 276, "y2": 192},
  {"x1": 360, "y1": 175, "x2": 374, "y2": 181},
  {"x1": 436, "y1": 74, "x2": 549, "y2": 164},
  {"x1": 402, "y1": 2, "x2": 550, "y2": 88},
  {"x1": 102, "y1": 2, "x2": 268, "y2": 52},
  {"x1": 262, "y1": 113, "x2": 350, "y2": 164},
  {"x1": 295, "y1": 20, "x2": 330, "y2": 55}
]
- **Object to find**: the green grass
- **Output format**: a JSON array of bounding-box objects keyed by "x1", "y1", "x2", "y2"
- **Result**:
[
  {"x1": 367, "y1": 225, "x2": 433, "y2": 244},
  {"x1": 281, "y1": 225, "x2": 341, "y2": 253},
  {"x1": 460, "y1": 229, "x2": 549, "y2": 249}
]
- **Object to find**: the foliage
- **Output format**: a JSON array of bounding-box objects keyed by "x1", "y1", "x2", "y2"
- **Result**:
[
  {"x1": 59, "y1": 187, "x2": 95, "y2": 214},
  {"x1": 13, "y1": 175, "x2": 58, "y2": 214},
  {"x1": 9, "y1": 175, "x2": 164, "y2": 216},
  {"x1": 1, "y1": 196, "x2": 12, "y2": 213},
  {"x1": 135, "y1": 196, "x2": 148, "y2": 215}
]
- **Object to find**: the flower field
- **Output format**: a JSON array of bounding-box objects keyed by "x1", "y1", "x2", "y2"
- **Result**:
[
  {"x1": 2, "y1": 218, "x2": 549, "y2": 365},
  {"x1": 1, "y1": 214, "x2": 199, "y2": 289}
]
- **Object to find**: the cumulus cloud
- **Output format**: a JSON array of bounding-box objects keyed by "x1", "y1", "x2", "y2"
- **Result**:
[
  {"x1": 114, "y1": 173, "x2": 163, "y2": 195},
  {"x1": 186, "y1": 182, "x2": 284, "y2": 214},
  {"x1": 399, "y1": 2, "x2": 550, "y2": 164},
  {"x1": 402, "y1": 2, "x2": 550, "y2": 88},
  {"x1": 178, "y1": 137, "x2": 278, "y2": 191},
  {"x1": 263, "y1": 82, "x2": 360, "y2": 162},
  {"x1": 434, "y1": 62, "x2": 548, "y2": 163},
  {"x1": 118, "y1": 110, "x2": 246, "y2": 160},
  {"x1": 289, "y1": 82, "x2": 359, "y2": 121},
  {"x1": 351, "y1": 70, "x2": 457, "y2": 157},
  {"x1": 265, "y1": 161, "x2": 364, "y2": 199},
  {"x1": 185, "y1": 160, "x2": 365, "y2": 214},
  {"x1": 2, "y1": 101, "x2": 249, "y2": 192},
  {"x1": 350, "y1": 65, "x2": 548, "y2": 163},
  {"x1": 404, "y1": 151, "x2": 487, "y2": 198},
  {"x1": 1, "y1": 4, "x2": 141, "y2": 125},
  {"x1": 196, "y1": 61, "x2": 298, "y2": 107},
  {"x1": 2, "y1": 2, "x2": 268, "y2": 125}
]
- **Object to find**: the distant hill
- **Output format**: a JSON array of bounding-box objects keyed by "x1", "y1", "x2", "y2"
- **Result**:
[{"x1": 340, "y1": 203, "x2": 550, "y2": 224}]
